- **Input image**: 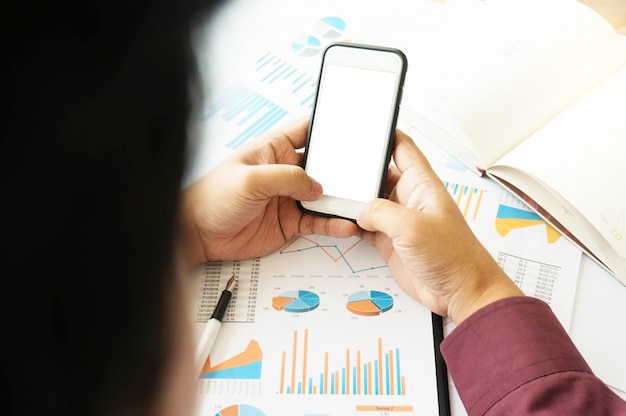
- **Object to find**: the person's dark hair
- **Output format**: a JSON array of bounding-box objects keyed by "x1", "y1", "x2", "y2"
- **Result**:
[{"x1": 1, "y1": 0, "x2": 219, "y2": 414}]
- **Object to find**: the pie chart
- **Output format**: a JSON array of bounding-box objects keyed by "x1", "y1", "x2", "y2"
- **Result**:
[
  {"x1": 291, "y1": 35, "x2": 322, "y2": 57},
  {"x1": 215, "y1": 404, "x2": 265, "y2": 416},
  {"x1": 316, "y1": 16, "x2": 346, "y2": 39},
  {"x1": 272, "y1": 290, "x2": 320, "y2": 313},
  {"x1": 346, "y1": 290, "x2": 394, "y2": 316}
]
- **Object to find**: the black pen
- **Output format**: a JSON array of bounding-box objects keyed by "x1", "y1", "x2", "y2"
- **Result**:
[{"x1": 194, "y1": 274, "x2": 236, "y2": 376}]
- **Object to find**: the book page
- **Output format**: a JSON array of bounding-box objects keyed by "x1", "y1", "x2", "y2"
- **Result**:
[
  {"x1": 489, "y1": 64, "x2": 626, "y2": 283},
  {"x1": 399, "y1": 0, "x2": 626, "y2": 171}
]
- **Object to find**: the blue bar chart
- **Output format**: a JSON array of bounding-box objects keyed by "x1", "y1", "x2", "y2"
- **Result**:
[
  {"x1": 443, "y1": 180, "x2": 485, "y2": 221},
  {"x1": 201, "y1": 50, "x2": 319, "y2": 150}
]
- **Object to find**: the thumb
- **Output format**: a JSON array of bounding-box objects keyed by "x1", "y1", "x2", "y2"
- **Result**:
[
  {"x1": 357, "y1": 198, "x2": 413, "y2": 238},
  {"x1": 247, "y1": 164, "x2": 323, "y2": 201}
]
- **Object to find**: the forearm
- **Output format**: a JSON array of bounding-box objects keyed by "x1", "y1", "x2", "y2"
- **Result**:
[{"x1": 441, "y1": 296, "x2": 626, "y2": 415}]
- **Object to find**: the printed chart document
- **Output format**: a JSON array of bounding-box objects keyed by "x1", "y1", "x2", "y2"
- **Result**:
[{"x1": 188, "y1": 237, "x2": 443, "y2": 416}]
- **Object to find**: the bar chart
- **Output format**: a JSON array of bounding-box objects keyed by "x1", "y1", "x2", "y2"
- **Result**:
[
  {"x1": 278, "y1": 329, "x2": 406, "y2": 396},
  {"x1": 201, "y1": 49, "x2": 320, "y2": 151},
  {"x1": 443, "y1": 180, "x2": 485, "y2": 221}
]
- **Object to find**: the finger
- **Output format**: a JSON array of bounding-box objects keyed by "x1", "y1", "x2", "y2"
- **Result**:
[
  {"x1": 385, "y1": 164, "x2": 401, "y2": 199},
  {"x1": 357, "y1": 198, "x2": 415, "y2": 238},
  {"x1": 269, "y1": 116, "x2": 311, "y2": 150},
  {"x1": 237, "y1": 117, "x2": 310, "y2": 166},
  {"x1": 298, "y1": 213, "x2": 360, "y2": 238},
  {"x1": 244, "y1": 164, "x2": 322, "y2": 201},
  {"x1": 393, "y1": 129, "x2": 436, "y2": 176}
]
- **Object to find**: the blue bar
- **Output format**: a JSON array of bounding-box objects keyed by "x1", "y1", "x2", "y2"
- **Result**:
[
  {"x1": 300, "y1": 91, "x2": 315, "y2": 106},
  {"x1": 453, "y1": 183, "x2": 459, "y2": 195},
  {"x1": 353, "y1": 366, "x2": 357, "y2": 395},
  {"x1": 255, "y1": 52, "x2": 271, "y2": 64},
  {"x1": 395, "y1": 348, "x2": 402, "y2": 395},
  {"x1": 297, "y1": 381, "x2": 302, "y2": 394},
  {"x1": 292, "y1": 73, "x2": 305, "y2": 85},
  {"x1": 286, "y1": 386, "x2": 291, "y2": 394},
  {"x1": 256, "y1": 54, "x2": 275, "y2": 71},
  {"x1": 308, "y1": 378, "x2": 313, "y2": 394},
  {"x1": 203, "y1": 83, "x2": 247, "y2": 120},
  {"x1": 292, "y1": 79, "x2": 309, "y2": 93},
  {"x1": 385, "y1": 353, "x2": 390, "y2": 395},
  {"x1": 250, "y1": 107, "x2": 288, "y2": 140},
  {"x1": 374, "y1": 360, "x2": 379, "y2": 395},
  {"x1": 284, "y1": 67, "x2": 297, "y2": 80},
  {"x1": 227, "y1": 105, "x2": 282, "y2": 149},
  {"x1": 261, "y1": 62, "x2": 285, "y2": 82},
  {"x1": 342, "y1": 368, "x2": 346, "y2": 394},
  {"x1": 236, "y1": 97, "x2": 268, "y2": 126},
  {"x1": 363, "y1": 364, "x2": 368, "y2": 395},
  {"x1": 330, "y1": 374, "x2": 335, "y2": 394},
  {"x1": 223, "y1": 89, "x2": 257, "y2": 122},
  {"x1": 320, "y1": 373, "x2": 324, "y2": 394},
  {"x1": 270, "y1": 65, "x2": 292, "y2": 83}
]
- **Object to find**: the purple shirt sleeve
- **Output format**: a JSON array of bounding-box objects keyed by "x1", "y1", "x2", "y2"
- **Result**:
[{"x1": 440, "y1": 296, "x2": 626, "y2": 415}]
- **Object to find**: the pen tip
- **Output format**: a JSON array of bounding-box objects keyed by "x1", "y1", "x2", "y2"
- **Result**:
[{"x1": 226, "y1": 274, "x2": 236, "y2": 291}]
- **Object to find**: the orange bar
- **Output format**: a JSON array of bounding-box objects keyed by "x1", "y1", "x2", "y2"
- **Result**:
[
  {"x1": 291, "y1": 330, "x2": 298, "y2": 394},
  {"x1": 334, "y1": 371, "x2": 339, "y2": 394},
  {"x1": 401, "y1": 375, "x2": 406, "y2": 396},
  {"x1": 280, "y1": 351, "x2": 286, "y2": 394},
  {"x1": 463, "y1": 187, "x2": 474, "y2": 218},
  {"x1": 356, "y1": 405, "x2": 413, "y2": 411},
  {"x1": 473, "y1": 189, "x2": 485, "y2": 221},
  {"x1": 389, "y1": 349, "x2": 395, "y2": 395},
  {"x1": 367, "y1": 362, "x2": 372, "y2": 395},
  {"x1": 377, "y1": 338, "x2": 383, "y2": 395},
  {"x1": 302, "y1": 329, "x2": 308, "y2": 394},
  {"x1": 455, "y1": 184, "x2": 464, "y2": 205},
  {"x1": 324, "y1": 352, "x2": 329, "y2": 394}
]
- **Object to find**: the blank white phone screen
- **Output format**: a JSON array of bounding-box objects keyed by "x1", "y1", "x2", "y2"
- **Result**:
[{"x1": 306, "y1": 64, "x2": 398, "y2": 203}]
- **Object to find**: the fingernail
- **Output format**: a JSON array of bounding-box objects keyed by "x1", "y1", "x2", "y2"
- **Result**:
[{"x1": 310, "y1": 178, "x2": 323, "y2": 196}]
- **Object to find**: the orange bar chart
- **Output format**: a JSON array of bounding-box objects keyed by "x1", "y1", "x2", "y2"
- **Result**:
[{"x1": 443, "y1": 181, "x2": 485, "y2": 221}]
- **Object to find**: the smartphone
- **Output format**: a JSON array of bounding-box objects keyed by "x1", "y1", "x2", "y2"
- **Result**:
[{"x1": 299, "y1": 42, "x2": 407, "y2": 221}]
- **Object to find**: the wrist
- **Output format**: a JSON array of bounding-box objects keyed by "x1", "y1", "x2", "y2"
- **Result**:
[{"x1": 447, "y1": 253, "x2": 524, "y2": 324}]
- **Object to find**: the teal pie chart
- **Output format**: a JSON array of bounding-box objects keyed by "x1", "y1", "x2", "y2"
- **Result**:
[
  {"x1": 272, "y1": 290, "x2": 320, "y2": 313},
  {"x1": 291, "y1": 35, "x2": 322, "y2": 57}
]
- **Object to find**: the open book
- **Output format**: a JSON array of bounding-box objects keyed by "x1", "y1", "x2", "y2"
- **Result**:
[{"x1": 399, "y1": 0, "x2": 626, "y2": 285}]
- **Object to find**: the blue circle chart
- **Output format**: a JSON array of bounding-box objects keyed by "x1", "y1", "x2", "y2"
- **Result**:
[
  {"x1": 272, "y1": 290, "x2": 320, "y2": 313},
  {"x1": 291, "y1": 35, "x2": 322, "y2": 57},
  {"x1": 346, "y1": 290, "x2": 394, "y2": 316},
  {"x1": 316, "y1": 16, "x2": 346, "y2": 39},
  {"x1": 215, "y1": 404, "x2": 265, "y2": 416}
]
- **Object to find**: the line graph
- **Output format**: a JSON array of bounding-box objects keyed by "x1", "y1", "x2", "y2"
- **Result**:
[{"x1": 279, "y1": 235, "x2": 387, "y2": 274}]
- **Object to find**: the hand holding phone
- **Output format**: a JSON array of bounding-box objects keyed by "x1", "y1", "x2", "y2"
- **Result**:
[{"x1": 299, "y1": 43, "x2": 407, "y2": 221}]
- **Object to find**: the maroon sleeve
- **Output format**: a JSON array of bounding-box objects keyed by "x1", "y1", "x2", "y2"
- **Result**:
[{"x1": 440, "y1": 296, "x2": 626, "y2": 415}]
